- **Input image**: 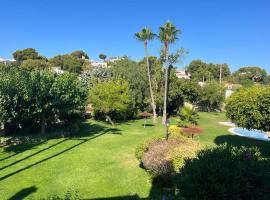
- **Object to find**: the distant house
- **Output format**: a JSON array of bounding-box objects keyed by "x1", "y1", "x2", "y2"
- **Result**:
[
  {"x1": 107, "y1": 56, "x2": 124, "y2": 63},
  {"x1": 51, "y1": 67, "x2": 65, "y2": 74},
  {"x1": 175, "y1": 69, "x2": 191, "y2": 79},
  {"x1": 90, "y1": 60, "x2": 108, "y2": 68}
]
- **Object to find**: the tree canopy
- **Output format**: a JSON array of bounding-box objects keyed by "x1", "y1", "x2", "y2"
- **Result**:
[{"x1": 226, "y1": 86, "x2": 270, "y2": 131}]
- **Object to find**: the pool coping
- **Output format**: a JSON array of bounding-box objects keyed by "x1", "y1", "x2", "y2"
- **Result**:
[{"x1": 229, "y1": 127, "x2": 270, "y2": 142}]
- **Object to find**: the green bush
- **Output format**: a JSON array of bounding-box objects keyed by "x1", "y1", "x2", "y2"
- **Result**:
[
  {"x1": 175, "y1": 144, "x2": 270, "y2": 200},
  {"x1": 177, "y1": 106, "x2": 199, "y2": 127},
  {"x1": 168, "y1": 125, "x2": 183, "y2": 139},
  {"x1": 135, "y1": 137, "x2": 161, "y2": 161},
  {"x1": 137, "y1": 137, "x2": 203, "y2": 176}
]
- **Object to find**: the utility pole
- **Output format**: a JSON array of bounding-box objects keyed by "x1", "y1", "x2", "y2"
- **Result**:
[{"x1": 219, "y1": 64, "x2": 223, "y2": 84}]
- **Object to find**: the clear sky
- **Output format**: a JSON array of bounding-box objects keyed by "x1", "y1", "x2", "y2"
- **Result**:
[{"x1": 0, "y1": 0, "x2": 269, "y2": 73}]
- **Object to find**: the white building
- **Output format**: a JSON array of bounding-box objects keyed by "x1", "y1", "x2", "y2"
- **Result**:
[
  {"x1": 107, "y1": 56, "x2": 124, "y2": 63},
  {"x1": 51, "y1": 67, "x2": 65, "y2": 74},
  {"x1": 90, "y1": 60, "x2": 108, "y2": 68},
  {"x1": 175, "y1": 69, "x2": 191, "y2": 79}
]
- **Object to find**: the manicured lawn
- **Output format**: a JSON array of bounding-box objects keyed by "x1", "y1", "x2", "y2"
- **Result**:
[{"x1": 1, "y1": 112, "x2": 270, "y2": 199}]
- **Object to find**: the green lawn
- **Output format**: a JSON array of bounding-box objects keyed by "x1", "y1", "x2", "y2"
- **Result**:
[{"x1": 1, "y1": 112, "x2": 270, "y2": 199}]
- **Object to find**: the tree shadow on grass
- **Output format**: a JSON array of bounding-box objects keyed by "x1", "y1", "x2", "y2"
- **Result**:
[
  {"x1": 214, "y1": 135, "x2": 270, "y2": 157},
  {"x1": 8, "y1": 186, "x2": 37, "y2": 200},
  {"x1": 0, "y1": 123, "x2": 121, "y2": 181}
]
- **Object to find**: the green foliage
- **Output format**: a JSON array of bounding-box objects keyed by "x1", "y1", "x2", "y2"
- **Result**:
[
  {"x1": 187, "y1": 59, "x2": 230, "y2": 82},
  {"x1": 226, "y1": 86, "x2": 270, "y2": 131},
  {"x1": 50, "y1": 54, "x2": 84, "y2": 73},
  {"x1": 98, "y1": 53, "x2": 107, "y2": 61},
  {"x1": 71, "y1": 50, "x2": 89, "y2": 59},
  {"x1": 13, "y1": 48, "x2": 41, "y2": 62},
  {"x1": 139, "y1": 137, "x2": 203, "y2": 177},
  {"x1": 20, "y1": 59, "x2": 51, "y2": 71},
  {"x1": 0, "y1": 67, "x2": 87, "y2": 134},
  {"x1": 168, "y1": 76, "x2": 200, "y2": 114},
  {"x1": 232, "y1": 66, "x2": 267, "y2": 84},
  {"x1": 198, "y1": 81, "x2": 225, "y2": 111},
  {"x1": 177, "y1": 106, "x2": 199, "y2": 127},
  {"x1": 88, "y1": 79, "x2": 132, "y2": 121},
  {"x1": 168, "y1": 125, "x2": 183, "y2": 138},
  {"x1": 111, "y1": 59, "x2": 147, "y2": 110},
  {"x1": 135, "y1": 137, "x2": 159, "y2": 161},
  {"x1": 175, "y1": 144, "x2": 270, "y2": 200}
]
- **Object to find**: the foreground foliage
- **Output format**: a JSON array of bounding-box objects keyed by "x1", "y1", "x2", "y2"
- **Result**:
[
  {"x1": 175, "y1": 144, "x2": 270, "y2": 200},
  {"x1": 226, "y1": 86, "x2": 270, "y2": 131}
]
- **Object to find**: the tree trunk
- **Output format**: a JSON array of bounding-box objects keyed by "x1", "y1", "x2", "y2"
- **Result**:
[
  {"x1": 41, "y1": 116, "x2": 46, "y2": 134},
  {"x1": 144, "y1": 42, "x2": 157, "y2": 124},
  {"x1": 219, "y1": 65, "x2": 222, "y2": 84},
  {"x1": 106, "y1": 115, "x2": 114, "y2": 126},
  {"x1": 162, "y1": 44, "x2": 169, "y2": 125}
]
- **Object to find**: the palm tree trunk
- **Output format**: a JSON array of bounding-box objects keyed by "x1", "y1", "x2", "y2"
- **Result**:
[
  {"x1": 162, "y1": 45, "x2": 169, "y2": 125},
  {"x1": 144, "y1": 42, "x2": 157, "y2": 124}
]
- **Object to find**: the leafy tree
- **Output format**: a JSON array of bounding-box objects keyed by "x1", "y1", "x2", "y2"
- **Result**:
[
  {"x1": 198, "y1": 81, "x2": 225, "y2": 111},
  {"x1": 50, "y1": 54, "x2": 83, "y2": 73},
  {"x1": 168, "y1": 74, "x2": 200, "y2": 114},
  {"x1": 30, "y1": 72, "x2": 55, "y2": 134},
  {"x1": 71, "y1": 50, "x2": 89, "y2": 59},
  {"x1": 20, "y1": 59, "x2": 51, "y2": 71},
  {"x1": 187, "y1": 60, "x2": 230, "y2": 82},
  {"x1": 99, "y1": 53, "x2": 107, "y2": 62},
  {"x1": 232, "y1": 66, "x2": 267, "y2": 83},
  {"x1": 51, "y1": 73, "x2": 88, "y2": 125},
  {"x1": 158, "y1": 21, "x2": 180, "y2": 126},
  {"x1": 111, "y1": 59, "x2": 147, "y2": 111},
  {"x1": 13, "y1": 48, "x2": 41, "y2": 63},
  {"x1": 135, "y1": 27, "x2": 157, "y2": 123},
  {"x1": 88, "y1": 79, "x2": 132, "y2": 125},
  {"x1": 226, "y1": 86, "x2": 270, "y2": 131},
  {"x1": 0, "y1": 67, "x2": 34, "y2": 133},
  {"x1": 0, "y1": 67, "x2": 87, "y2": 134}
]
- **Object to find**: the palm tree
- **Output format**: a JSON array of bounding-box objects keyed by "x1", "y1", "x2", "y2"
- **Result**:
[
  {"x1": 158, "y1": 22, "x2": 180, "y2": 128},
  {"x1": 135, "y1": 28, "x2": 157, "y2": 123}
]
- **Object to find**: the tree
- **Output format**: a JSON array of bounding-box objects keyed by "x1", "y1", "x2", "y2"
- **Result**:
[
  {"x1": 50, "y1": 54, "x2": 83, "y2": 73},
  {"x1": 71, "y1": 50, "x2": 89, "y2": 59},
  {"x1": 232, "y1": 66, "x2": 267, "y2": 84},
  {"x1": 226, "y1": 86, "x2": 270, "y2": 131},
  {"x1": 158, "y1": 21, "x2": 180, "y2": 127},
  {"x1": 88, "y1": 79, "x2": 132, "y2": 125},
  {"x1": 111, "y1": 59, "x2": 147, "y2": 111},
  {"x1": 177, "y1": 106, "x2": 199, "y2": 128},
  {"x1": 135, "y1": 27, "x2": 157, "y2": 123},
  {"x1": 0, "y1": 67, "x2": 33, "y2": 133},
  {"x1": 20, "y1": 59, "x2": 51, "y2": 71},
  {"x1": 198, "y1": 81, "x2": 225, "y2": 112},
  {"x1": 0, "y1": 67, "x2": 87, "y2": 134},
  {"x1": 99, "y1": 53, "x2": 107, "y2": 62},
  {"x1": 13, "y1": 48, "x2": 41, "y2": 63},
  {"x1": 187, "y1": 60, "x2": 230, "y2": 82}
]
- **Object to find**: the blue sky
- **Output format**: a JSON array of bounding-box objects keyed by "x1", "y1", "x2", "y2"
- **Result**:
[{"x1": 0, "y1": 0, "x2": 270, "y2": 73}]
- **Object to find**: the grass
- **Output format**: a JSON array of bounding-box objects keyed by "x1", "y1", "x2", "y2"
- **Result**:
[{"x1": 1, "y1": 112, "x2": 270, "y2": 199}]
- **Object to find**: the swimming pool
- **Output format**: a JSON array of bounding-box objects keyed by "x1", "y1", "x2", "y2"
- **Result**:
[{"x1": 229, "y1": 127, "x2": 270, "y2": 141}]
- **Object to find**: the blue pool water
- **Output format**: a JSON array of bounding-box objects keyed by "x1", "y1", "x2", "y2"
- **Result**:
[{"x1": 229, "y1": 128, "x2": 270, "y2": 141}]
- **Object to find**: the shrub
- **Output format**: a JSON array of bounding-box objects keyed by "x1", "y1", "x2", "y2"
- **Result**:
[
  {"x1": 138, "y1": 137, "x2": 203, "y2": 176},
  {"x1": 175, "y1": 144, "x2": 270, "y2": 200},
  {"x1": 177, "y1": 106, "x2": 199, "y2": 127},
  {"x1": 169, "y1": 139, "x2": 203, "y2": 172},
  {"x1": 168, "y1": 125, "x2": 183, "y2": 139},
  {"x1": 135, "y1": 138, "x2": 158, "y2": 161},
  {"x1": 141, "y1": 139, "x2": 179, "y2": 176}
]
